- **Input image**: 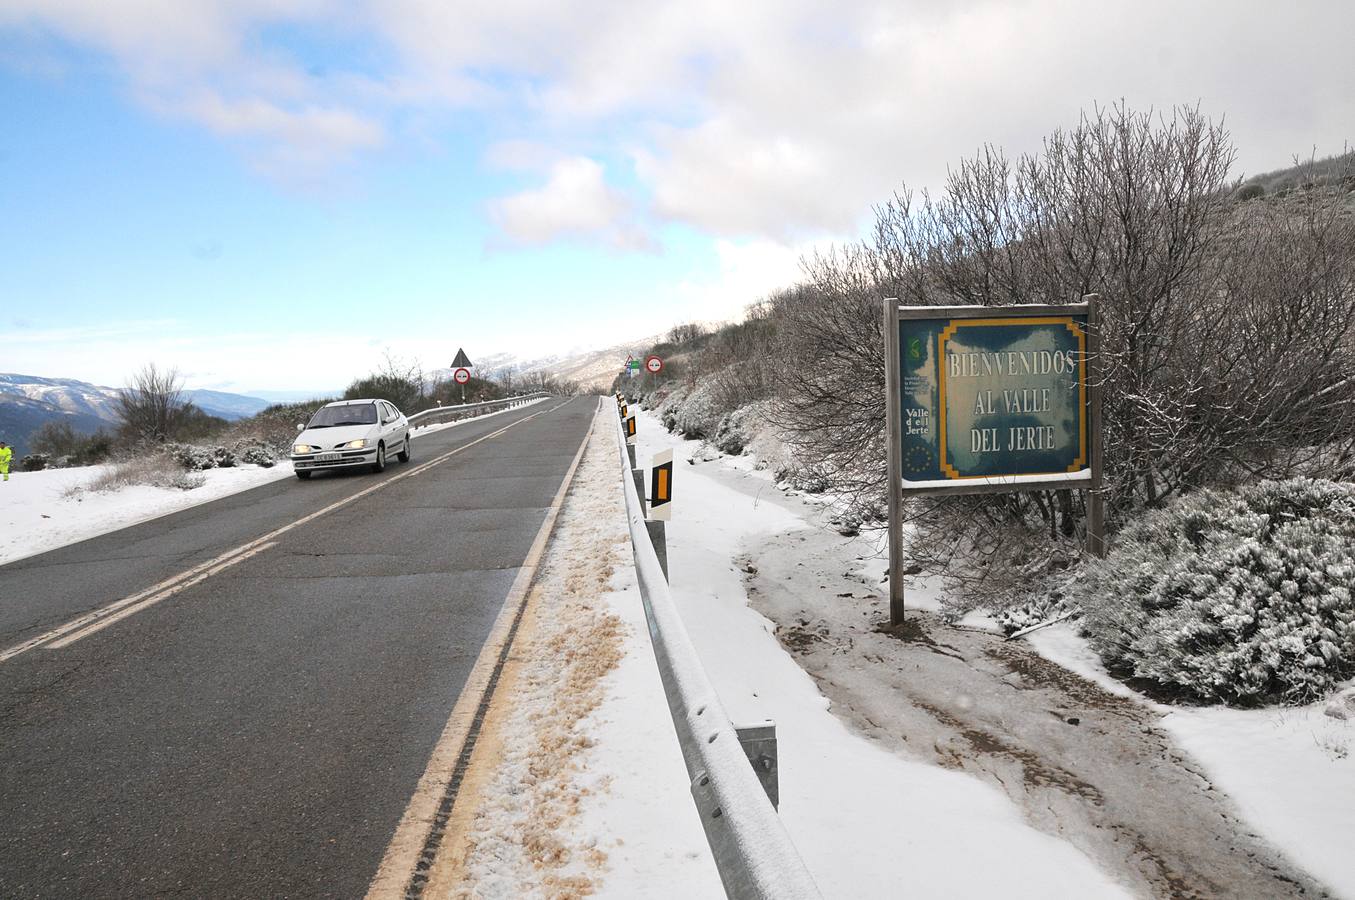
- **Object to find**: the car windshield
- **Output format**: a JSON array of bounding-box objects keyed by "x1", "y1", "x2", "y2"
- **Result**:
[{"x1": 308, "y1": 403, "x2": 377, "y2": 428}]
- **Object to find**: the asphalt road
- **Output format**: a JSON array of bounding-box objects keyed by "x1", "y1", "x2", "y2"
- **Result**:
[{"x1": 0, "y1": 397, "x2": 596, "y2": 899}]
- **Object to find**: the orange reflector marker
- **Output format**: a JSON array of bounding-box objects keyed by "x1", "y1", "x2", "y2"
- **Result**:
[
  {"x1": 649, "y1": 448, "x2": 673, "y2": 520},
  {"x1": 625, "y1": 415, "x2": 637, "y2": 444}
]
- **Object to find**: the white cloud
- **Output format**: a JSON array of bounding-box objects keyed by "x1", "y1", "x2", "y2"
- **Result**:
[
  {"x1": 4, "y1": 0, "x2": 1354, "y2": 237},
  {"x1": 487, "y1": 156, "x2": 651, "y2": 251},
  {"x1": 171, "y1": 92, "x2": 384, "y2": 165},
  {"x1": 660, "y1": 238, "x2": 815, "y2": 327}
]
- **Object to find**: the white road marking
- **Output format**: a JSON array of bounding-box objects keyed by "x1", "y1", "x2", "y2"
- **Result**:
[
  {"x1": 364, "y1": 398, "x2": 598, "y2": 900},
  {"x1": 46, "y1": 541, "x2": 279, "y2": 649},
  {"x1": 0, "y1": 400, "x2": 572, "y2": 662}
]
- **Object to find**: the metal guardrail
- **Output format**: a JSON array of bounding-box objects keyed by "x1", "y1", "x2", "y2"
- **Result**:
[
  {"x1": 406, "y1": 392, "x2": 550, "y2": 428},
  {"x1": 611, "y1": 408, "x2": 821, "y2": 900}
]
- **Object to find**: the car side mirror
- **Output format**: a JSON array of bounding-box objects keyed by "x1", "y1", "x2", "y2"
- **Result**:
[{"x1": 296, "y1": 423, "x2": 305, "y2": 432}]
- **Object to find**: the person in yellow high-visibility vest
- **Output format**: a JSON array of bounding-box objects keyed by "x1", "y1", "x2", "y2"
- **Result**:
[{"x1": 0, "y1": 442, "x2": 10, "y2": 481}]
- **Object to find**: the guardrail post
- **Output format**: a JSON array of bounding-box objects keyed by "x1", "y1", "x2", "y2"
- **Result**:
[
  {"x1": 626, "y1": 443, "x2": 637, "y2": 469},
  {"x1": 645, "y1": 520, "x2": 668, "y2": 581},
  {"x1": 735, "y1": 721, "x2": 779, "y2": 809},
  {"x1": 632, "y1": 468, "x2": 646, "y2": 516}
]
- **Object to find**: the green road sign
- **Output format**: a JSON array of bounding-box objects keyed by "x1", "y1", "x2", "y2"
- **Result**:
[{"x1": 896, "y1": 308, "x2": 1091, "y2": 487}]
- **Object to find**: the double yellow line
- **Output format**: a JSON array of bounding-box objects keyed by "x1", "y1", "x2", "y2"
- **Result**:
[{"x1": 0, "y1": 401, "x2": 570, "y2": 664}]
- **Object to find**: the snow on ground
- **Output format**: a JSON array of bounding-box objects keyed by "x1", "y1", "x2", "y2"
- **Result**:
[
  {"x1": 1030, "y1": 624, "x2": 1355, "y2": 898},
  {"x1": 0, "y1": 461, "x2": 292, "y2": 566},
  {"x1": 1158, "y1": 703, "x2": 1354, "y2": 898},
  {"x1": 640, "y1": 405, "x2": 1354, "y2": 899},
  {"x1": 0, "y1": 398, "x2": 551, "y2": 568},
  {"x1": 627, "y1": 409, "x2": 1130, "y2": 899}
]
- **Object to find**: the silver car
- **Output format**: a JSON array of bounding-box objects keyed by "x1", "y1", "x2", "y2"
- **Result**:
[{"x1": 291, "y1": 399, "x2": 411, "y2": 479}]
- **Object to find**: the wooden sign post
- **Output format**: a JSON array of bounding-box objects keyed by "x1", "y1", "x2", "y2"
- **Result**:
[{"x1": 884, "y1": 297, "x2": 1103, "y2": 626}]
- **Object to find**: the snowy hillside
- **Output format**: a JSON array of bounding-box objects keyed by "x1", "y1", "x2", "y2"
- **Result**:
[
  {"x1": 0, "y1": 373, "x2": 271, "y2": 455},
  {"x1": 450, "y1": 334, "x2": 665, "y2": 392},
  {"x1": 0, "y1": 374, "x2": 269, "y2": 422},
  {"x1": 0, "y1": 373, "x2": 121, "y2": 421},
  {"x1": 0, "y1": 395, "x2": 108, "y2": 456}
]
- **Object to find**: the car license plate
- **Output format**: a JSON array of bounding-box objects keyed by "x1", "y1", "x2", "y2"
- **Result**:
[{"x1": 317, "y1": 452, "x2": 341, "y2": 461}]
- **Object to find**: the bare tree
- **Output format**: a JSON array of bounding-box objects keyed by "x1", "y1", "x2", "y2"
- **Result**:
[
  {"x1": 345, "y1": 352, "x2": 427, "y2": 412},
  {"x1": 667, "y1": 322, "x2": 707, "y2": 345},
  {"x1": 117, "y1": 363, "x2": 196, "y2": 442},
  {"x1": 769, "y1": 104, "x2": 1355, "y2": 611}
]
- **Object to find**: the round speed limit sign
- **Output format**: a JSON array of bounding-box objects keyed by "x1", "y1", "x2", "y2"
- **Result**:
[{"x1": 645, "y1": 355, "x2": 664, "y2": 374}]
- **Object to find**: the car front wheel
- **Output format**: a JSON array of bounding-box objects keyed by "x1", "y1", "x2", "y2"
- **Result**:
[
  {"x1": 372, "y1": 443, "x2": 387, "y2": 473},
  {"x1": 397, "y1": 436, "x2": 411, "y2": 463}
]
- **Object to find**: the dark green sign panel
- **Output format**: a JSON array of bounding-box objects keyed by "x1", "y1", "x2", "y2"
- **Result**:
[{"x1": 898, "y1": 312, "x2": 1089, "y2": 487}]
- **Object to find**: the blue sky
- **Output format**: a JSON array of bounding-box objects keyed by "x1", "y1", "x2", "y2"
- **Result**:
[{"x1": 1, "y1": 1, "x2": 1352, "y2": 393}]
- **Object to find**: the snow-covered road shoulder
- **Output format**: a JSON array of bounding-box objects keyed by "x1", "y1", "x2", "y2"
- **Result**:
[
  {"x1": 629, "y1": 409, "x2": 1131, "y2": 899},
  {"x1": 0, "y1": 462, "x2": 293, "y2": 566},
  {"x1": 421, "y1": 406, "x2": 722, "y2": 898}
]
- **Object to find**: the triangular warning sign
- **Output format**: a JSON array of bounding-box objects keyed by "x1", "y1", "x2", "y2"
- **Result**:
[{"x1": 451, "y1": 348, "x2": 473, "y2": 368}]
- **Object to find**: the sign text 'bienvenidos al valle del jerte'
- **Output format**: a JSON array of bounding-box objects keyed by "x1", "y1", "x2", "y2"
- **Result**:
[{"x1": 895, "y1": 306, "x2": 1092, "y2": 490}]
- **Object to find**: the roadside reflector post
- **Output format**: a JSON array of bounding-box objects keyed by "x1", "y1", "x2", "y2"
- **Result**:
[
  {"x1": 626, "y1": 415, "x2": 638, "y2": 469},
  {"x1": 734, "y1": 721, "x2": 779, "y2": 809},
  {"x1": 644, "y1": 449, "x2": 674, "y2": 581},
  {"x1": 648, "y1": 449, "x2": 673, "y2": 521}
]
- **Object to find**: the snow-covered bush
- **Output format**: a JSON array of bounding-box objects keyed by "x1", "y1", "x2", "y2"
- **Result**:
[
  {"x1": 671, "y1": 381, "x2": 723, "y2": 439},
  {"x1": 168, "y1": 444, "x2": 217, "y2": 470},
  {"x1": 236, "y1": 442, "x2": 277, "y2": 467},
  {"x1": 166, "y1": 440, "x2": 278, "y2": 470},
  {"x1": 655, "y1": 384, "x2": 691, "y2": 433},
  {"x1": 1071, "y1": 478, "x2": 1355, "y2": 705},
  {"x1": 19, "y1": 454, "x2": 50, "y2": 472},
  {"x1": 712, "y1": 401, "x2": 769, "y2": 455}
]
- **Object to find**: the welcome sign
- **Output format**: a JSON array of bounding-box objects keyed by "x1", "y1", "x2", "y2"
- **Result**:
[{"x1": 892, "y1": 304, "x2": 1094, "y2": 493}]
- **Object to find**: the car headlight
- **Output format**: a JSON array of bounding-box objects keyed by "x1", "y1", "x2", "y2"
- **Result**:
[
  {"x1": 340, "y1": 439, "x2": 368, "y2": 449},
  {"x1": 293, "y1": 444, "x2": 316, "y2": 454}
]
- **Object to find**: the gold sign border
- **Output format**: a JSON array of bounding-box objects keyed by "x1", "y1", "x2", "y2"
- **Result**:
[{"x1": 937, "y1": 317, "x2": 1087, "y2": 480}]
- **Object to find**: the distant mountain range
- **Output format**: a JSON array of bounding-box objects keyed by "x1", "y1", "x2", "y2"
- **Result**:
[{"x1": 0, "y1": 374, "x2": 271, "y2": 457}]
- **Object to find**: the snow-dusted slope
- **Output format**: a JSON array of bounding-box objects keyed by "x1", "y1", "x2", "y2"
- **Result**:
[
  {"x1": 0, "y1": 396, "x2": 108, "y2": 456},
  {"x1": 0, "y1": 374, "x2": 270, "y2": 422},
  {"x1": 439, "y1": 334, "x2": 665, "y2": 392},
  {"x1": 0, "y1": 373, "x2": 121, "y2": 422}
]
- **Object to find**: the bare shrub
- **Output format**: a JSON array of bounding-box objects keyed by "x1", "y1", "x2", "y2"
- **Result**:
[
  {"x1": 345, "y1": 353, "x2": 427, "y2": 412},
  {"x1": 117, "y1": 363, "x2": 204, "y2": 443},
  {"x1": 774, "y1": 104, "x2": 1355, "y2": 610},
  {"x1": 667, "y1": 322, "x2": 707, "y2": 345},
  {"x1": 31, "y1": 420, "x2": 113, "y2": 465},
  {"x1": 66, "y1": 452, "x2": 206, "y2": 497}
]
